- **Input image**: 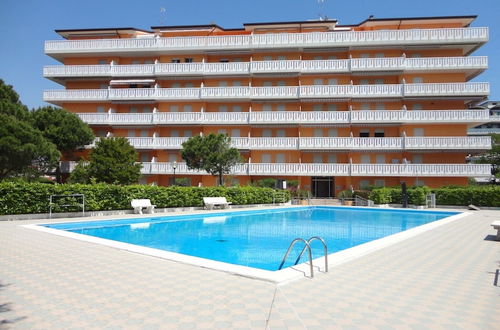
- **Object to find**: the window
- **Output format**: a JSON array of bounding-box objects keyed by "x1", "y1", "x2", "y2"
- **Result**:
[
  {"x1": 360, "y1": 79, "x2": 369, "y2": 85},
  {"x1": 328, "y1": 55, "x2": 338, "y2": 60},
  {"x1": 97, "y1": 130, "x2": 107, "y2": 137},
  {"x1": 359, "y1": 180, "x2": 370, "y2": 189},
  {"x1": 100, "y1": 84, "x2": 108, "y2": 89},
  {"x1": 144, "y1": 60, "x2": 154, "y2": 64},
  {"x1": 96, "y1": 106, "x2": 105, "y2": 113},
  {"x1": 263, "y1": 104, "x2": 272, "y2": 111},
  {"x1": 313, "y1": 79, "x2": 323, "y2": 85},
  {"x1": 276, "y1": 129, "x2": 286, "y2": 137},
  {"x1": 263, "y1": 81, "x2": 273, "y2": 87},
  {"x1": 171, "y1": 130, "x2": 179, "y2": 137},
  {"x1": 376, "y1": 155, "x2": 386, "y2": 164},
  {"x1": 412, "y1": 77, "x2": 423, "y2": 84},
  {"x1": 171, "y1": 58, "x2": 181, "y2": 63},
  {"x1": 277, "y1": 81, "x2": 286, "y2": 87},
  {"x1": 374, "y1": 130, "x2": 385, "y2": 137},
  {"x1": 219, "y1": 58, "x2": 229, "y2": 63},
  {"x1": 374, "y1": 179, "x2": 385, "y2": 187},
  {"x1": 361, "y1": 103, "x2": 370, "y2": 110},
  {"x1": 130, "y1": 107, "x2": 138, "y2": 113},
  {"x1": 218, "y1": 81, "x2": 228, "y2": 87},
  {"x1": 328, "y1": 154, "x2": 337, "y2": 163},
  {"x1": 313, "y1": 56, "x2": 323, "y2": 60},
  {"x1": 276, "y1": 154, "x2": 285, "y2": 163},
  {"x1": 140, "y1": 153, "x2": 150, "y2": 162},
  {"x1": 313, "y1": 154, "x2": 323, "y2": 163},
  {"x1": 262, "y1": 153, "x2": 271, "y2": 163},
  {"x1": 140, "y1": 130, "x2": 148, "y2": 137},
  {"x1": 412, "y1": 103, "x2": 423, "y2": 110},
  {"x1": 98, "y1": 59, "x2": 108, "y2": 65},
  {"x1": 276, "y1": 104, "x2": 285, "y2": 111},
  {"x1": 414, "y1": 179, "x2": 425, "y2": 186},
  {"x1": 183, "y1": 105, "x2": 192, "y2": 112},
  {"x1": 184, "y1": 58, "x2": 193, "y2": 63},
  {"x1": 328, "y1": 78, "x2": 338, "y2": 85},
  {"x1": 185, "y1": 83, "x2": 194, "y2": 88},
  {"x1": 142, "y1": 107, "x2": 152, "y2": 113},
  {"x1": 374, "y1": 79, "x2": 385, "y2": 85},
  {"x1": 232, "y1": 105, "x2": 242, "y2": 112},
  {"x1": 183, "y1": 130, "x2": 192, "y2": 137},
  {"x1": 231, "y1": 129, "x2": 241, "y2": 137},
  {"x1": 233, "y1": 58, "x2": 242, "y2": 62},
  {"x1": 359, "y1": 130, "x2": 370, "y2": 137},
  {"x1": 217, "y1": 129, "x2": 227, "y2": 134},
  {"x1": 375, "y1": 103, "x2": 385, "y2": 110},
  {"x1": 327, "y1": 104, "x2": 337, "y2": 111},
  {"x1": 277, "y1": 55, "x2": 286, "y2": 61},
  {"x1": 391, "y1": 158, "x2": 399, "y2": 164},
  {"x1": 411, "y1": 53, "x2": 421, "y2": 58},
  {"x1": 413, "y1": 154, "x2": 423, "y2": 164},
  {"x1": 413, "y1": 128, "x2": 425, "y2": 137},
  {"x1": 314, "y1": 129, "x2": 323, "y2": 137},
  {"x1": 232, "y1": 81, "x2": 242, "y2": 87},
  {"x1": 218, "y1": 105, "x2": 228, "y2": 112},
  {"x1": 328, "y1": 128, "x2": 338, "y2": 137},
  {"x1": 313, "y1": 104, "x2": 323, "y2": 112},
  {"x1": 375, "y1": 53, "x2": 385, "y2": 58},
  {"x1": 168, "y1": 154, "x2": 178, "y2": 162},
  {"x1": 262, "y1": 129, "x2": 272, "y2": 137},
  {"x1": 263, "y1": 56, "x2": 273, "y2": 61},
  {"x1": 128, "y1": 130, "x2": 136, "y2": 137},
  {"x1": 360, "y1": 53, "x2": 370, "y2": 58},
  {"x1": 170, "y1": 105, "x2": 179, "y2": 112},
  {"x1": 132, "y1": 60, "x2": 141, "y2": 65},
  {"x1": 171, "y1": 82, "x2": 181, "y2": 88}
]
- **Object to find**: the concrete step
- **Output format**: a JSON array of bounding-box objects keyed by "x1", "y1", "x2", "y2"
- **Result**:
[{"x1": 309, "y1": 198, "x2": 342, "y2": 206}]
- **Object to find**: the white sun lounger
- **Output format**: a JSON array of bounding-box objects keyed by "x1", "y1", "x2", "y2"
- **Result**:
[
  {"x1": 203, "y1": 197, "x2": 232, "y2": 210},
  {"x1": 131, "y1": 199, "x2": 155, "y2": 214}
]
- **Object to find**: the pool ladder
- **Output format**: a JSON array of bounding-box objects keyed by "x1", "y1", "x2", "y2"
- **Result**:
[{"x1": 278, "y1": 236, "x2": 328, "y2": 278}]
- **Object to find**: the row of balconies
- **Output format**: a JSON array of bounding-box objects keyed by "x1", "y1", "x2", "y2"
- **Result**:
[
  {"x1": 45, "y1": 27, "x2": 488, "y2": 54},
  {"x1": 92, "y1": 136, "x2": 491, "y2": 151},
  {"x1": 60, "y1": 161, "x2": 492, "y2": 177},
  {"x1": 43, "y1": 56, "x2": 488, "y2": 79},
  {"x1": 44, "y1": 83, "x2": 490, "y2": 103},
  {"x1": 77, "y1": 109, "x2": 491, "y2": 126}
]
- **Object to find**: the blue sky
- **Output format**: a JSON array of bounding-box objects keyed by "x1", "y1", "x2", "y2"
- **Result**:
[{"x1": 0, "y1": 0, "x2": 499, "y2": 109}]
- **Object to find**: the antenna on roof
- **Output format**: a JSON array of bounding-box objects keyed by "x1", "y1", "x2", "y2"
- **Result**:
[
  {"x1": 316, "y1": 0, "x2": 329, "y2": 21},
  {"x1": 159, "y1": 7, "x2": 167, "y2": 26}
]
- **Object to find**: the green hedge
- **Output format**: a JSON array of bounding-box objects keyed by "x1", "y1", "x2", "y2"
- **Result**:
[
  {"x1": 0, "y1": 182, "x2": 290, "y2": 215},
  {"x1": 369, "y1": 185, "x2": 500, "y2": 207}
]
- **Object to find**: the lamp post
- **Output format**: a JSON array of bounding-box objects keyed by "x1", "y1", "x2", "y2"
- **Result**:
[{"x1": 172, "y1": 161, "x2": 177, "y2": 186}]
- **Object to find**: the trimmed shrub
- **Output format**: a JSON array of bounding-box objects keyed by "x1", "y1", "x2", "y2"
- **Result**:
[
  {"x1": 369, "y1": 187, "x2": 393, "y2": 204},
  {"x1": 0, "y1": 182, "x2": 291, "y2": 215}
]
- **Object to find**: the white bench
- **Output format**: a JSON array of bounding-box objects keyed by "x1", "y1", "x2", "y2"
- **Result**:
[
  {"x1": 491, "y1": 221, "x2": 500, "y2": 241},
  {"x1": 131, "y1": 199, "x2": 155, "y2": 214},
  {"x1": 203, "y1": 197, "x2": 232, "y2": 210}
]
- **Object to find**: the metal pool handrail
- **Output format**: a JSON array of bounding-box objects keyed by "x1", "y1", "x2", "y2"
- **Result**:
[
  {"x1": 294, "y1": 236, "x2": 328, "y2": 273},
  {"x1": 279, "y1": 238, "x2": 314, "y2": 277}
]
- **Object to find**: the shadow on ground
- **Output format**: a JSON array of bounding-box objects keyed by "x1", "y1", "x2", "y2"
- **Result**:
[{"x1": 1, "y1": 282, "x2": 27, "y2": 327}]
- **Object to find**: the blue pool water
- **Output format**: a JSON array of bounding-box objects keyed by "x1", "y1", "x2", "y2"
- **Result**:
[{"x1": 44, "y1": 206, "x2": 458, "y2": 271}]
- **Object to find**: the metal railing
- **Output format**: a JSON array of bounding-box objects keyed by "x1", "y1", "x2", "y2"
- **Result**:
[{"x1": 278, "y1": 236, "x2": 328, "y2": 278}]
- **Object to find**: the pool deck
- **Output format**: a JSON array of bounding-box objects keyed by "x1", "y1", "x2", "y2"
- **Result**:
[{"x1": 1, "y1": 207, "x2": 499, "y2": 329}]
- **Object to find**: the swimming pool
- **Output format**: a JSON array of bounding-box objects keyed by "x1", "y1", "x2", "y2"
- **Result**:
[{"x1": 40, "y1": 206, "x2": 458, "y2": 273}]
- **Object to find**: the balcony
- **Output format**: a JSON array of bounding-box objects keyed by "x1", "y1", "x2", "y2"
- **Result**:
[
  {"x1": 45, "y1": 27, "x2": 488, "y2": 57},
  {"x1": 77, "y1": 109, "x2": 491, "y2": 126},
  {"x1": 108, "y1": 136, "x2": 490, "y2": 151},
  {"x1": 44, "y1": 83, "x2": 489, "y2": 104},
  {"x1": 60, "y1": 161, "x2": 492, "y2": 177},
  {"x1": 44, "y1": 56, "x2": 487, "y2": 80}
]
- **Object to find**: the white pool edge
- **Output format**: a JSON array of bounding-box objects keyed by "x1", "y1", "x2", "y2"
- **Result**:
[{"x1": 22, "y1": 207, "x2": 469, "y2": 284}]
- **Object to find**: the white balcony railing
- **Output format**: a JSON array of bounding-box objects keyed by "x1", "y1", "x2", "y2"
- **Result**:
[
  {"x1": 77, "y1": 109, "x2": 491, "y2": 126},
  {"x1": 44, "y1": 83, "x2": 489, "y2": 103},
  {"x1": 44, "y1": 56, "x2": 487, "y2": 79},
  {"x1": 45, "y1": 27, "x2": 488, "y2": 54},
  {"x1": 59, "y1": 161, "x2": 492, "y2": 177},
  {"x1": 102, "y1": 136, "x2": 490, "y2": 151}
]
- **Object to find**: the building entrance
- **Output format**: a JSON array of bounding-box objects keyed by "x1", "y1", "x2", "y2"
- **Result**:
[{"x1": 311, "y1": 177, "x2": 334, "y2": 198}]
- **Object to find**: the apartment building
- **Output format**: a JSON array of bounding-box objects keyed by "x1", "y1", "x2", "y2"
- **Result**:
[{"x1": 44, "y1": 15, "x2": 493, "y2": 197}]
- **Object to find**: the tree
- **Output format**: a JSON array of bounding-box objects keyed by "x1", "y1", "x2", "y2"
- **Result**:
[
  {"x1": 476, "y1": 134, "x2": 500, "y2": 178},
  {"x1": 181, "y1": 133, "x2": 242, "y2": 186},
  {"x1": 0, "y1": 80, "x2": 60, "y2": 180},
  {"x1": 32, "y1": 106, "x2": 94, "y2": 154},
  {"x1": 69, "y1": 137, "x2": 142, "y2": 185},
  {"x1": 0, "y1": 114, "x2": 60, "y2": 180}
]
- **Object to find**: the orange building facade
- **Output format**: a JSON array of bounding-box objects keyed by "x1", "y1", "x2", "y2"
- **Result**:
[{"x1": 44, "y1": 16, "x2": 493, "y2": 197}]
